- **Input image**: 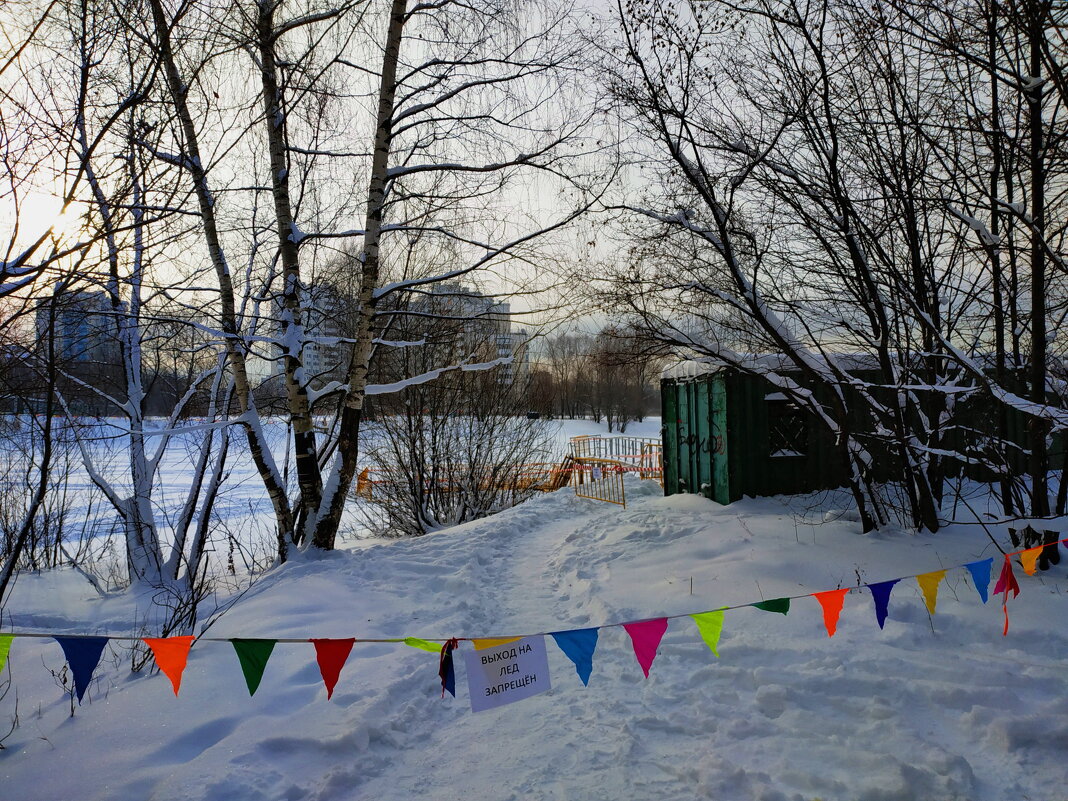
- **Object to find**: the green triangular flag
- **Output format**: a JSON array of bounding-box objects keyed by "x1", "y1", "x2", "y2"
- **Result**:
[
  {"x1": 690, "y1": 609, "x2": 726, "y2": 657},
  {"x1": 752, "y1": 598, "x2": 790, "y2": 615},
  {"x1": 0, "y1": 634, "x2": 11, "y2": 673},
  {"x1": 403, "y1": 637, "x2": 441, "y2": 653},
  {"x1": 231, "y1": 639, "x2": 276, "y2": 696}
]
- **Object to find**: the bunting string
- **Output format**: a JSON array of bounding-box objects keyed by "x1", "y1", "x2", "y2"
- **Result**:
[
  {"x1": 1, "y1": 538, "x2": 1063, "y2": 709},
  {"x1": 5, "y1": 538, "x2": 1061, "y2": 644}
]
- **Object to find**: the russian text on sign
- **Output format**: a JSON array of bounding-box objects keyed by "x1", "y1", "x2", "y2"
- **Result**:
[{"x1": 464, "y1": 635, "x2": 551, "y2": 713}]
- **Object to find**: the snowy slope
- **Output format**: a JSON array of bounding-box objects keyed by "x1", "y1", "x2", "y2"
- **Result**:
[{"x1": 2, "y1": 468, "x2": 1067, "y2": 799}]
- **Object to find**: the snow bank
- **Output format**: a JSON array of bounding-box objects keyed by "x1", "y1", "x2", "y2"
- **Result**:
[{"x1": 2, "y1": 477, "x2": 1065, "y2": 800}]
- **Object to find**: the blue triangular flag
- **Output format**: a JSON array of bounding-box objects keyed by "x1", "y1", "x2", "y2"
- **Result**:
[
  {"x1": 438, "y1": 639, "x2": 458, "y2": 698},
  {"x1": 54, "y1": 636, "x2": 109, "y2": 702},
  {"x1": 551, "y1": 628, "x2": 599, "y2": 686},
  {"x1": 964, "y1": 558, "x2": 993, "y2": 604},
  {"x1": 868, "y1": 580, "x2": 899, "y2": 629}
]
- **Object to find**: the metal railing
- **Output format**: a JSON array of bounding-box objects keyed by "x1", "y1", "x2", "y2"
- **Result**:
[
  {"x1": 354, "y1": 459, "x2": 576, "y2": 502},
  {"x1": 354, "y1": 436, "x2": 660, "y2": 510},
  {"x1": 568, "y1": 435, "x2": 661, "y2": 466},
  {"x1": 571, "y1": 458, "x2": 627, "y2": 507},
  {"x1": 639, "y1": 442, "x2": 663, "y2": 486}
]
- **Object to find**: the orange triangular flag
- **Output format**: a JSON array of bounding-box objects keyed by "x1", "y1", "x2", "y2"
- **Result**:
[
  {"x1": 1019, "y1": 546, "x2": 1043, "y2": 576},
  {"x1": 813, "y1": 589, "x2": 849, "y2": 637},
  {"x1": 916, "y1": 570, "x2": 946, "y2": 615},
  {"x1": 143, "y1": 636, "x2": 195, "y2": 696}
]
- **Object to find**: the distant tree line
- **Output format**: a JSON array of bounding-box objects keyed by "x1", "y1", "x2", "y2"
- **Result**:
[{"x1": 525, "y1": 328, "x2": 661, "y2": 432}]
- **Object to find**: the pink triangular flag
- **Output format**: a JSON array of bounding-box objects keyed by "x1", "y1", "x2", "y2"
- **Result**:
[
  {"x1": 623, "y1": 618, "x2": 668, "y2": 678},
  {"x1": 992, "y1": 556, "x2": 1020, "y2": 636},
  {"x1": 993, "y1": 556, "x2": 1020, "y2": 600}
]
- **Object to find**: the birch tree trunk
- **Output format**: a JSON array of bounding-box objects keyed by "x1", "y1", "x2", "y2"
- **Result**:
[
  {"x1": 312, "y1": 0, "x2": 408, "y2": 550},
  {"x1": 146, "y1": 0, "x2": 295, "y2": 557},
  {"x1": 255, "y1": 0, "x2": 323, "y2": 544}
]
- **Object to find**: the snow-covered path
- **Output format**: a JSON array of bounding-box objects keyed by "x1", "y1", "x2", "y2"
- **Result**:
[{"x1": 3, "y1": 479, "x2": 1067, "y2": 800}]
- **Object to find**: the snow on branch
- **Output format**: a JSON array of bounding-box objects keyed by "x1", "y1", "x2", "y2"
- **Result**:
[
  {"x1": 626, "y1": 206, "x2": 723, "y2": 247},
  {"x1": 287, "y1": 222, "x2": 307, "y2": 244},
  {"x1": 947, "y1": 206, "x2": 1000, "y2": 247},
  {"x1": 365, "y1": 356, "x2": 511, "y2": 395},
  {"x1": 271, "y1": 7, "x2": 348, "y2": 41},
  {"x1": 373, "y1": 266, "x2": 480, "y2": 299},
  {"x1": 372, "y1": 337, "x2": 426, "y2": 347},
  {"x1": 286, "y1": 227, "x2": 367, "y2": 242},
  {"x1": 305, "y1": 381, "x2": 344, "y2": 405}
]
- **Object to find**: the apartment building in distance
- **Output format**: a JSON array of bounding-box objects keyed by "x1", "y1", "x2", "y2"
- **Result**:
[
  {"x1": 410, "y1": 282, "x2": 529, "y2": 385},
  {"x1": 269, "y1": 281, "x2": 529, "y2": 391},
  {"x1": 31, "y1": 289, "x2": 124, "y2": 412}
]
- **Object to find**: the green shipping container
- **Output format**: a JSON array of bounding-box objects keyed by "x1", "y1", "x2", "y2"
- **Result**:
[
  {"x1": 661, "y1": 369, "x2": 848, "y2": 504},
  {"x1": 662, "y1": 365, "x2": 1063, "y2": 505}
]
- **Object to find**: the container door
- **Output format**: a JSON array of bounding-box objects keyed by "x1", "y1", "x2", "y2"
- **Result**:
[
  {"x1": 711, "y1": 376, "x2": 731, "y2": 504},
  {"x1": 677, "y1": 382, "x2": 694, "y2": 493},
  {"x1": 695, "y1": 380, "x2": 713, "y2": 498},
  {"x1": 661, "y1": 381, "x2": 680, "y2": 495}
]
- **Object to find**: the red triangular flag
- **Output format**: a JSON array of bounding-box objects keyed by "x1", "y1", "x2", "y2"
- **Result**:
[
  {"x1": 623, "y1": 618, "x2": 668, "y2": 678},
  {"x1": 993, "y1": 556, "x2": 1020, "y2": 600},
  {"x1": 311, "y1": 638, "x2": 355, "y2": 699},
  {"x1": 992, "y1": 557, "x2": 1020, "y2": 636},
  {"x1": 813, "y1": 589, "x2": 849, "y2": 637},
  {"x1": 143, "y1": 636, "x2": 195, "y2": 696}
]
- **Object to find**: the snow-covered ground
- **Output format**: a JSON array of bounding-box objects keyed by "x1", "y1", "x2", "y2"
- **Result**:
[
  {"x1": 2, "y1": 417, "x2": 1066, "y2": 800},
  {"x1": 11, "y1": 415, "x2": 659, "y2": 554}
]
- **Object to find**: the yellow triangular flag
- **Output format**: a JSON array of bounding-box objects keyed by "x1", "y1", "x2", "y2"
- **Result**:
[
  {"x1": 471, "y1": 637, "x2": 521, "y2": 651},
  {"x1": 690, "y1": 609, "x2": 726, "y2": 657},
  {"x1": 916, "y1": 570, "x2": 946, "y2": 615},
  {"x1": 1019, "y1": 546, "x2": 1043, "y2": 576},
  {"x1": 0, "y1": 634, "x2": 12, "y2": 674},
  {"x1": 403, "y1": 637, "x2": 442, "y2": 653}
]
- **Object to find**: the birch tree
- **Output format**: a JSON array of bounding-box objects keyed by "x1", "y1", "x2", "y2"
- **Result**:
[
  {"x1": 304, "y1": 0, "x2": 607, "y2": 549},
  {"x1": 133, "y1": 0, "x2": 605, "y2": 558}
]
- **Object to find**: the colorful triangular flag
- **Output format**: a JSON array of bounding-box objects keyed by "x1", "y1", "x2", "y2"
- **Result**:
[
  {"x1": 1019, "y1": 546, "x2": 1043, "y2": 576},
  {"x1": 403, "y1": 637, "x2": 441, "y2": 653},
  {"x1": 813, "y1": 589, "x2": 849, "y2": 637},
  {"x1": 916, "y1": 570, "x2": 946, "y2": 616},
  {"x1": 964, "y1": 558, "x2": 993, "y2": 603},
  {"x1": 623, "y1": 618, "x2": 668, "y2": 678},
  {"x1": 0, "y1": 634, "x2": 11, "y2": 674},
  {"x1": 310, "y1": 638, "x2": 355, "y2": 700},
  {"x1": 751, "y1": 598, "x2": 790, "y2": 615},
  {"x1": 868, "y1": 580, "x2": 899, "y2": 630},
  {"x1": 993, "y1": 556, "x2": 1020, "y2": 600},
  {"x1": 143, "y1": 636, "x2": 195, "y2": 696},
  {"x1": 438, "y1": 638, "x2": 459, "y2": 698},
  {"x1": 993, "y1": 556, "x2": 1020, "y2": 636},
  {"x1": 551, "y1": 628, "x2": 599, "y2": 686},
  {"x1": 54, "y1": 636, "x2": 109, "y2": 702},
  {"x1": 471, "y1": 637, "x2": 521, "y2": 651},
  {"x1": 689, "y1": 610, "x2": 726, "y2": 656},
  {"x1": 231, "y1": 639, "x2": 276, "y2": 696}
]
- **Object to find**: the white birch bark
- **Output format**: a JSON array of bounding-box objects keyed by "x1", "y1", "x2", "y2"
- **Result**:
[{"x1": 146, "y1": 0, "x2": 295, "y2": 557}]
